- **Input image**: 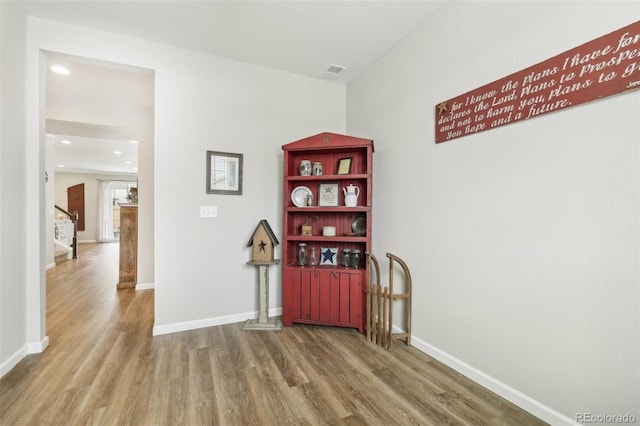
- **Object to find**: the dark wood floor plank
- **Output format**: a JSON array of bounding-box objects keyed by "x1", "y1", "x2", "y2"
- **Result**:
[{"x1": 0, "y1": 243, "x2": 548, "y2": 425}]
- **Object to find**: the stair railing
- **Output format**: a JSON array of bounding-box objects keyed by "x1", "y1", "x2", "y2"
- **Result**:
[{"x1": 54, "y1": 205, "x2": 79, "y2": 259}]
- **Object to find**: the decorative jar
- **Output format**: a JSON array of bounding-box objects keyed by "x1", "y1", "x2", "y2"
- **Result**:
[
  {"x1": 351, "y1": 249, "x2": 361, "y2": 269},
  {"x1": 299, "y1": 160, "x2": 311, "y2": 176},
  {"x1": 341, "y1": 249, "x2": 351, "y2": 268},
  {"x1": 298, "y1": 243, "x2": 307, "y2": 266}
]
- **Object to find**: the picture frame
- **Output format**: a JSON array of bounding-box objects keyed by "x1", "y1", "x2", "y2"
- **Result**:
[
  {"x1": 336, "y1": 157, "x2": 353, "y2": 175},
  {"x1": 320, "y1": 247, "x2": 338, "y2": 266},
  {"x1": 206, "y1": 151, "x2": 243, "y2": 195},
  {"x1": 318, "y1": 182, "x2": 339, "y2": 207}
]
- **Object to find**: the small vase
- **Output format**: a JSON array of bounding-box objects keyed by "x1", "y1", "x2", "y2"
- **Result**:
[{"x1": 310, "y1": 247, "x2": 317, "y2": 266}]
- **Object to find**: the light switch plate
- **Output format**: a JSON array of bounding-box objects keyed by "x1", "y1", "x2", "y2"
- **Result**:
[{"x1": 200, "y1": 206, "x2": 217, "y2": 218}]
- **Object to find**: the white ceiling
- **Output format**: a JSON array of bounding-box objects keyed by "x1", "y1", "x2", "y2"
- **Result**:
[
  {"x1": 46, "y1": 52, "x2": 154, "y2": 175},
  {"x1": 50, "y1": 133, "x2": 141, "y2": 175},
  {"x1": 20, "y1": 1, "x2": 445, "y2": 84},
  {"x1": 24, "y1": 0, "x2": 445, "y2": 175}
]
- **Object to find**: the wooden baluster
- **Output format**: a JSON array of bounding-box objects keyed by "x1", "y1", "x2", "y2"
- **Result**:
[
  {"x1": 72, "y1": 211, "x2": 79, "y2": 259},
  {"x1": 371, "y1": 285, "x2": 377, "y2": 344},
  {"x1": 364, "y1": 282, "x2": 371, "y2": 342},
  {"x1": 388, "y1": 256, "x2": 394, "y2": 351},
  {"x1": 377, "y1": 286, "x2": 382, "y2": 348},
  {"x1": 372, "y1": 285, "x2": 378, "y2": 344},
  {"x1": 381, "y1": 287, "x2": 388, "y2": 349}
]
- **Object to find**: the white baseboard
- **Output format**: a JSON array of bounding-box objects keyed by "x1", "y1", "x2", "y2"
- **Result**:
[
  {"x1": 153, "y1": 307, "x2": 283, "y2": 336},
  {"x1": 135, "y1": 282, "x2": 154, "y2": 291},
  {"x1": 410, "y1": 335, "x2": 578, "y2": 426},
  {"x1": 45, "y1": 262, "x2": 56, "y2": 270},
  {"x1": 1, "y1": 336, "x2": 49, "y2": 379},
  {"x1": 0, "y1": 345, "x2": 27, "y2": 378},
  {"x1": 27, "y1": 336, "x2": 49, "y2": 354}
]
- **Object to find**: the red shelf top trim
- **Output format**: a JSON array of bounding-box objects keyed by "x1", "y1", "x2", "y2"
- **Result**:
[{"x1": 283, "y1": 132, "x2": 374, "y2": 152}]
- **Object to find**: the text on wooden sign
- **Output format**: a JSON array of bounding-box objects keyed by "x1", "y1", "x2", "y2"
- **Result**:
[{"x1": 435, "y1": 20, "x2": 640, "y2": 143}]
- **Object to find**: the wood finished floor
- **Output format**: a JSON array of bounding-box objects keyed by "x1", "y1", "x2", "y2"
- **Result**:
[{"x1": 1, "y1": 243, "x2": 547, "y2": 425}]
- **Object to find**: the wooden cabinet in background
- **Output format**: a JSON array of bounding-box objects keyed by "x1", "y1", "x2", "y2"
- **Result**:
[
  {"x1": 282, "y1": 132, "x2": 374, "y2": 333},
  {"x1": 117, "y1": 204, "x2": 137, "y2": 289}
]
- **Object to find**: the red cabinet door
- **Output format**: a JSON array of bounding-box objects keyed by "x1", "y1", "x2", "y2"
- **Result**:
[{"x1": 283, "y1": 267, "x2": 365, "y2": 332}]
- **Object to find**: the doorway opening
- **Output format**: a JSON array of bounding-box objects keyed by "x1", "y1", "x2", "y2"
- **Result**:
[{"x1": 43, "y1": 50, "x2": 155, "y2": 331}]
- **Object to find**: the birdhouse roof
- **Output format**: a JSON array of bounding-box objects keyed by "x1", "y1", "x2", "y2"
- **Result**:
[{"x1": 247, "y1": 219, "x2": 279, "y2": 247}]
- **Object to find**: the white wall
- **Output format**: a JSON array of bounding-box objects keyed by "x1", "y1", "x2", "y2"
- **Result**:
[
  {"x1": 151, "y1": 35, "x2": 346, "y2": 330},
  {"x1": 0, "y1": 1, "x2": 29, "y2": 376},
  {"x1": 347, "y1": 1, "x2": 639, "y2": 424},
  {"x1": 24, "y1": 18, "x2": 345, "y2": 340}
]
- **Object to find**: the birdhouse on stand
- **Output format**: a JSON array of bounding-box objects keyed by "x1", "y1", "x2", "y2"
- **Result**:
[
  {"x1": 244, "y1": 219, "x2": 281, "y2": 331},
  {"x1": 247, "y1": 219, "x2": 279, "y2": 264}
]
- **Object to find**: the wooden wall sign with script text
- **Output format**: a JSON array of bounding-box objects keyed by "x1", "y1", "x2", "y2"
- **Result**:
[{"x1": 435, "y1": 20, "x2": 640, "y2": 143}]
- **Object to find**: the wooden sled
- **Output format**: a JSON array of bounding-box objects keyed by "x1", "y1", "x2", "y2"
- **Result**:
[{"x1": 365, "y1": 252, "x2": 412, "y2": 351}]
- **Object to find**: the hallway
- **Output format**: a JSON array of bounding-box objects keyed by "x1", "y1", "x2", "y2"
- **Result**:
[{"x1": 2, "y1": 242, "x2": 155, "y2": 424}]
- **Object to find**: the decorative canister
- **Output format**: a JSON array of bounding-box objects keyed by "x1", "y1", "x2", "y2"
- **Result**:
[
  {"x1": 351, "y1": 249, "x2": 361, "y2": 269},
  {"x1": 322, "y1": 226, "x2": 336, "y2": 236},
  {"x1": 299, "y1": 160, "x2": 312, "y2": 176},
  {"x1": 341, "y1": 249, "x2": 351, "y2": 268},
  {"x1": 306, "y1": 193, "x2": 314, "y2": 206},
  {"x1": 312, "y1": 161, "x2": 323, "y2": 176}
]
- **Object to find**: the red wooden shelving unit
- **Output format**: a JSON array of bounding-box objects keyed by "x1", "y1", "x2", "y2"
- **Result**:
[{"x1": 281, "y1": 132, "x2": 374, "y2": 333}]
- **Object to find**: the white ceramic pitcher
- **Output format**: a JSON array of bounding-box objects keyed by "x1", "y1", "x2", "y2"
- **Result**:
[{"x1": 343, "y1": 184, "x2": 360, "y2": 207}]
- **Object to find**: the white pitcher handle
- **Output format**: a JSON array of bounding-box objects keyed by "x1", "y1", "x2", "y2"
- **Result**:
[{"x1": 355, "y1": 187, "x2": 360, "y2": 197}]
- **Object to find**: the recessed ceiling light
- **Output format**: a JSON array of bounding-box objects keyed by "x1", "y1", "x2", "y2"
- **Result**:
[
  {"x1": 125, "y1": 160, "x2": 132, "y2": 164},
  {"x1": 51, "y1": 65, "x2": 70, "y2": 75},
  {"x1": 113, "y1": 150, "x2": 122, "y2": 155},
  {"x1": 133, "y1": 167, "x2": 139, "y2": 172},
  {"x1": 57, "y1": 164, "x2": 65, "y2": 168},
  {"x1": 130, "y1": 140, "x2": 139, "y2": 144},
  {"x1": 61, "y1": 140, "x2": 71, "y2": 145}
]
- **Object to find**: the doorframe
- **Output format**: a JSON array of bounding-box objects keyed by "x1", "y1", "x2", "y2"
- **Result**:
[{"x1": 27, "y1": 49, "x2": 155, "y2": 353}]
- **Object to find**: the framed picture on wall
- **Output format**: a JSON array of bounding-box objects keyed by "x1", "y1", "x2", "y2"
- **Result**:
[{"x1": 206, "y1": 151, "x2": 243, "y2": 195}]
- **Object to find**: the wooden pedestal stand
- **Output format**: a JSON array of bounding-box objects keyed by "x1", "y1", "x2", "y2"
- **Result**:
[{"x1": 243, "y1": 260, "x2": 282, "y2": 331}]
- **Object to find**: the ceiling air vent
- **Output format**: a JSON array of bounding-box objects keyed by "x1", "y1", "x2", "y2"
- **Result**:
[{"x1": 325, "y1": 64, "x2": 347, "y2": 75}]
